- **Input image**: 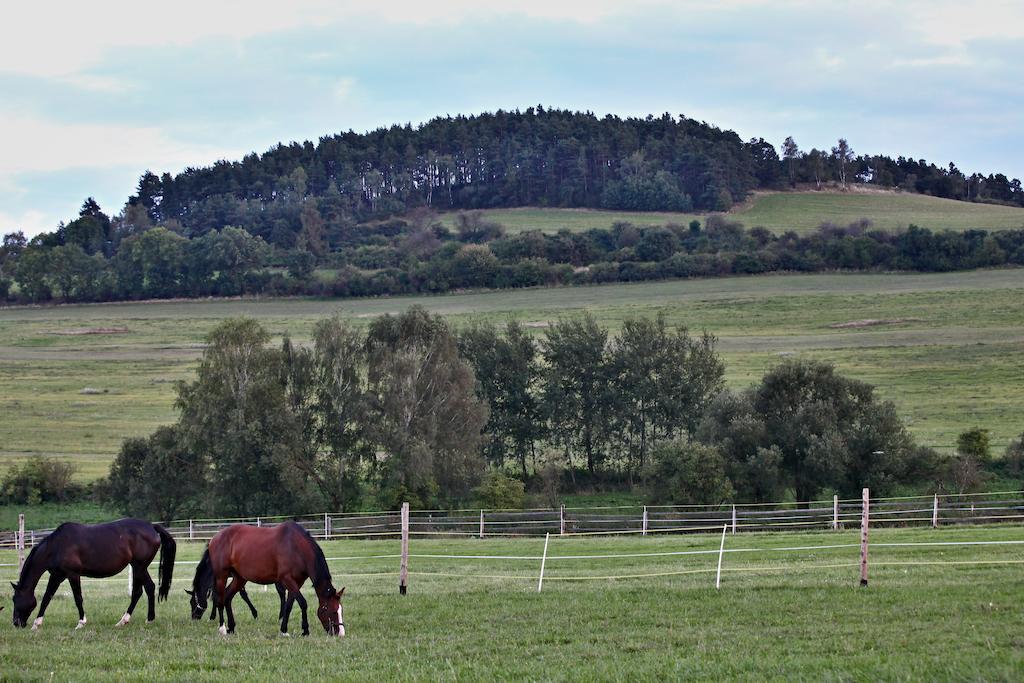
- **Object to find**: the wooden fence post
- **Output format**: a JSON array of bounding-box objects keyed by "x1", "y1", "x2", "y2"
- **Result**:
[
  {"x1": 559, "y1": 505, "x2": 565, "y2": 536},
  {"x1": 256, "y1": 517, "x2": 261, "y2": 528},
  {"x1": 731, "y1": 505, "x2": 737, "y2": 535},
  {"x1": 833, "y1": 495, "x2": 839, "y2": 531},
  {"x1": 324, "y1": 513, "x2": 331, "y2": 540},
  {"x1": 188, "y1": 519, "x2": 194, "y2": 541},
  {"x1": 128, "y1": 564, "x2": 133, "y2": 596},
  {"x1": 479, "y1": 510, "x2": 484, "y2": 539},
  {"x1": 537, "y1": 533, "x2": 550, "y2": 593},
  {"x1": 399, "y1": 502, "x2": 409, "y2": 595},
  {"x1": 932, "y1": 494, "x2": 939, "y2": 528},
  {"x1": 17, "y1": 513, "x2": 25, "y2": 573},
  {"x1": 642, "y1": 506, "x2": 648, "y2": 536},
  {"x1": 860, "y1": 488, "x2": 870, "y2": 587}
]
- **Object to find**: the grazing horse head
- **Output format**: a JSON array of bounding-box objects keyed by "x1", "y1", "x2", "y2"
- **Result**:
[
  {"x1": 185, "y1": 588, "x2": 208, "y2": 620},
  {"x1": 316, "y1": 586, "x2": 345, "y2": 636},
  {"x1": 10, "y1": 582, "x2": 36, "y2": 628},
  {"x1": 187, "y1": 548, "x2": 214, "y2": 620}
]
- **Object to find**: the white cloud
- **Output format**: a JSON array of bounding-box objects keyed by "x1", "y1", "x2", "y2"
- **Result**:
[
  {"x1": 56, "y1": 74, "x2": 136, "y2": 94},
  {"x1": 910, "y1": 0, "x2": 1024, "y2": 47},
  {"x1": 0, "y1": 0, "x2": 674, "y2": 79},
  {"x1": 0, "y1": 112, "x2": 237, "y2": 179},
  {"x1": 333, "y1": 77, "x2": 356, "y2": 102},
  {"x1": 0, "y1": 209, "x2": 52, "y2": 237}
]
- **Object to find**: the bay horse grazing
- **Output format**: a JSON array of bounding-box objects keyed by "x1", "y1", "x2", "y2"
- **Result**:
[
  {"x1": 208, "y1": 521, "x2": 344, "y2": 637},
  {"x1": 10, "y1": 518, "x2": 176, "y2": 630},
  {"x1": 187, "y1": 547, "x2": 286, "y2": 622}
]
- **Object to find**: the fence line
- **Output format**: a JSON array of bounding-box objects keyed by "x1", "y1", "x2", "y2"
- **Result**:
[
  {"x1": 4, "y1": 527, "x2": 1021, "y2": 590},
  {"x1": 5, "y1": 490, "x2": 1024, "y2": 550}
]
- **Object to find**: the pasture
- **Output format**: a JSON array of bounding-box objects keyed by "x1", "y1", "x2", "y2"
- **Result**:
[
  {"x1": 435, "y1": 190, "x2": 1024, "y2": 235},
  {"x1": 1, "y1": 525, "x2": 1023, "y2": 680},
  {"x1": 2, "y1": 269, "x2": 1024, "y2": 481}
]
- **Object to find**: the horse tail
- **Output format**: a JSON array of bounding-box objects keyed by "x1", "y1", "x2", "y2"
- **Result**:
[{"x1": 154, "y1": 524, "x2": 176, "y2": 602}]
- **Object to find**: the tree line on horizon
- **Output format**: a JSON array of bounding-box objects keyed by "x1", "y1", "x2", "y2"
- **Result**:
[{"x1": 3, "y1": 202, "x2": 1024, "y2": 305}]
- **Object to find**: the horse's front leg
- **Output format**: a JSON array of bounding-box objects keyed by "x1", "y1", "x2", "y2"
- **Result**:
[
  {"x1": 223, "y1": 578, "x2": 245, "y2": 634},
  {"x1": 293, "y1": 590, "x2": 310, "y2": 636},
  {"x1": 275, "y1": 583, "x2": 286, "y2": 623},
  {"x1": 32, "y1": 572, "x2": 66, "y2": 630},
  {"x1": 214, "y1": 574, "x2": 228, "y2": 635},
  {"x1": 238, "y1": 587, "x2": 259, "y2": 619},
  {"x1": 279, "y1": 583, "x2": 299, "y2": 636},
  {"x1": 68, "y1": 575, "x2": 87, "y2": 629}
]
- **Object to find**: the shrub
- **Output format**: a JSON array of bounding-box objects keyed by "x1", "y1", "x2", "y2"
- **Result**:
[
  {"x1": 473, "y1": 471, "x2": 526, "y2": 509},
  {"x1": 645, "y1": 439, "x2": 734, "y2": 505},
  {"x1": 957, "y1": 427, "x2": 991, "y2": 464},
  {"x1": 1, "y1": 457, "x2": 81, "y2": 505},
  {"x1": 1003, "y1": 433, "x2": 1024, "y2": 479}
]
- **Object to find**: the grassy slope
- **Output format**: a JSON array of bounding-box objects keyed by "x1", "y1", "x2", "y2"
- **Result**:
[
  {"x1": 1, "y1": 527, "x2": 1022, "y2": 680},
  {"x1": 1, "y1": 270, "x2": 1023, "y2": 480},
  {"x1": 435, "y1": 190, "x2": 1024, "y2": 235},
  {"x1": 736, "y1": 190, "x2": 1024, "y2": 233}
]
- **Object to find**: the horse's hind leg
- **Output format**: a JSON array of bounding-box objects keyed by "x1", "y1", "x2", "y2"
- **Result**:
[
  {"x1": 68, "y1": 575, "x2": 87, "y2": 629},
  {"x1": 118, "y1": 565, "x2": 145, "y2": 626},
  {"x1": 136, "y1": 565, "x2": 157, "y2": 622}
]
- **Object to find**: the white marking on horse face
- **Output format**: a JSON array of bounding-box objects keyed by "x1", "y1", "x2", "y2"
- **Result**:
[
  {"x1": 75, "y1": 617, "x2": 87, "y2": 630},
  {"x1": 218, "y1": 624, "x2": 227, "y2": 636},
  {"x1": 116, "y1": 613, "x2": 130, "y2": 627},
  {"x1": 31, "y1": 616, "x2": 43, "y2": 630},
  {"x1": 337, "y1": 606, "x2": 345, "y2": 637}
]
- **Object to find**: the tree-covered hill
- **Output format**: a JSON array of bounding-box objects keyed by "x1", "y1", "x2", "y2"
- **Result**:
[
  {"x1": 3, "y1": 107, "x2": 1024, "y2": 305},
  {"x1": 126, "y1": 107, "x2": 1022, "y2": 247}
]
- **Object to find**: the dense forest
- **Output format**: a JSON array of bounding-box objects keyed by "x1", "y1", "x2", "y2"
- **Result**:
[{"x1": 2, "y1": 107, "x2": 1024, "y2": 304}]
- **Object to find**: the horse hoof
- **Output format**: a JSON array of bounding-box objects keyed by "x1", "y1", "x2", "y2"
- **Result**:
[
  {"x1": 218, "y1": 625, "x2": 227, "y2": 636},
  {"x1": 75, "y1": 617, "x2": 87, "y2": 630},
  {"x1": 31, "y1": 617, "x2": 43, "y2": 631},
  {"x1": 116, "y1": 613, "x2": 131, "y2": 627},
  {"x1": 280, "y1": 632, "x2": 291, "y2": 638}
]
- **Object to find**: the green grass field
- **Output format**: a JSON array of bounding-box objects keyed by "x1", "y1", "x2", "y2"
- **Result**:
[
  {"x1": 2, "y1": 526, "x2": 1023, "y2": 680},
  {"x1": 1, "y1": 269, "x2": 1023, "y2": 482},
  {"x1": 436, "y1": 190, "x2": 1024, "y2": 235}
]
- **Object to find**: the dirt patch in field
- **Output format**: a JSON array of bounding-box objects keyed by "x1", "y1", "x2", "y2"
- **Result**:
[
  {"x1": 828, "y1": 318, "x2": 923, "y2": 329},
  {"x1": 53, "y1": 326, "x2": 130, "y2": 335},
  {"x1": 523, "y1": 321, "x2": 550, "y2": 328}
]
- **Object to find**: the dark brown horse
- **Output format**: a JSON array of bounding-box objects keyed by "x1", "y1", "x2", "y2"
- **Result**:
[
  {"x1": 10, "y1": 518, "x2": 175, "y2": 630},
  {"x1": 187, "y1": 547, "x2": 286, "y2": 622},
  {"x1": 208, "y1": 521, "x2": 344, "y2": 637}
]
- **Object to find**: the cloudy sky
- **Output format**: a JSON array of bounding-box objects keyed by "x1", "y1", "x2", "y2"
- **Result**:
[{"x1": 2, "y1": 0, "x2": 1022, "y2": 237}]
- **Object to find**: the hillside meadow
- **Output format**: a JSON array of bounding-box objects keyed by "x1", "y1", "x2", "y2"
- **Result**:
[
  {"x1": 1, "y1": 526, "x2": 1023, "y2": 680},
  {"x1": 1, "y1": 268, "x2": 1023, "y2": 483},
  {"x1": 436, "y1": 189, "x2": 1024, "y2": 235}
]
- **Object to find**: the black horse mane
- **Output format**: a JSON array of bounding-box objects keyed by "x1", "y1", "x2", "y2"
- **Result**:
[
  {"x1": 13, "y1": 526, "x2": 64, "y2": 589},
  {"x1": 14, "y1": 543, "x2": 44, "y2": 589},
  {"x1": 294, "y1": 524, "x2": 332, "y2": 589},
  {"x1": 192, "y1": 547, "x2": 213, "y2": 597}
]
